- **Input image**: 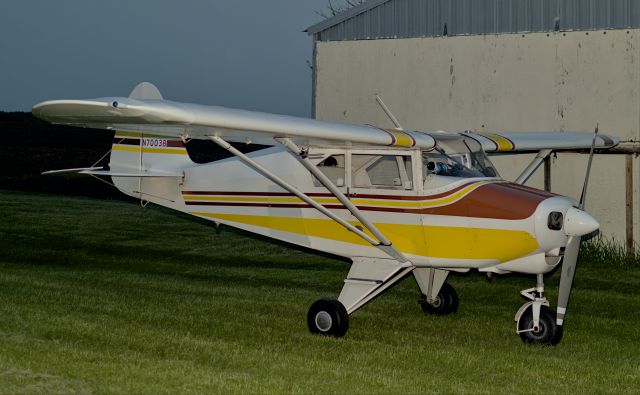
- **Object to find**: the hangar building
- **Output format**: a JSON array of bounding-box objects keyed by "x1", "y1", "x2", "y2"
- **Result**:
[{"x1": 306, "y1": 0, "x2": 640, "y2": 249}]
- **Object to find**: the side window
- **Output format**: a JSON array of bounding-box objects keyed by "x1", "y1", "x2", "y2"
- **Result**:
[
  {"x1": 315, "y1": 155, "x2": 345, "y2": 187},
  {"x1": 352, "y1": 154, "x2": 413, "y2": 190}
]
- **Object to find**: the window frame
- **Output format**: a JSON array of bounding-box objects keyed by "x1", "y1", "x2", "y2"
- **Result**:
[{"x1": 349, "y1": 149, "x2": 420, "y2": 194}]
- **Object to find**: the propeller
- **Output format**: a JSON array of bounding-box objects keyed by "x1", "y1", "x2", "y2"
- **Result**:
[{"x1": 556, "y1": 126, "x2": 599, "y2": 333}]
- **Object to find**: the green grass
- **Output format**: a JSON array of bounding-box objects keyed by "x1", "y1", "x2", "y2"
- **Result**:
[
  {"x1": 581, "y1": 236, "x2": 640, "y2": 266},
  {"x1": 0, "y1": 191, "x2": 639, "y2": 394}
]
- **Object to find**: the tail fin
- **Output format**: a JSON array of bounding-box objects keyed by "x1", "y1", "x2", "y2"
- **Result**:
[{"x1": 128, "y1": 81, "x2": 163, "y2": 100}]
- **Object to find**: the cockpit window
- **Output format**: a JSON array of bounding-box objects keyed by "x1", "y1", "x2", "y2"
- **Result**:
[
  {"x1": 352, "y1": 154, "x2": 413, "y2": 190},
  {"x1": 316, "y1": 154, "x2": 345, "y2": 187},
  {"x1": 423, "y1": 135, "x2": 499, "y2": 179}
]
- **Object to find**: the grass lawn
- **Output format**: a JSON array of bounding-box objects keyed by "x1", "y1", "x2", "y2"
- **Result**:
[{"x1": 0, "y1": 190, "x2": 638, "y2": 394}]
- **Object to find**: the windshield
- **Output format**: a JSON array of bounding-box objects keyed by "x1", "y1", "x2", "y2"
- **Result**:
[{"x1": 422, "y1": 135, "x2": 499, "y2": 179}]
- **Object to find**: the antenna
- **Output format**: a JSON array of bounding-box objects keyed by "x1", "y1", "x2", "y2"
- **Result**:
[{"x1": 375, "y1": 94, "x2": 404, "y2": 130}]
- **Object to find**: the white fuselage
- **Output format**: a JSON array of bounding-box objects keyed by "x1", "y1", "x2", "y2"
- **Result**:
[{"x1": 116, "y1": 146, "x2": 585, "y2": 275}]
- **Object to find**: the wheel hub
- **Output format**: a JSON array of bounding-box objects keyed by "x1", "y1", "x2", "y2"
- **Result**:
[
  {"x1": 532, "y1": 322, "x2": 544, "y2": 334},
  {"x1": 315, "y1": 311, "x2": 332, "y2": 332}
]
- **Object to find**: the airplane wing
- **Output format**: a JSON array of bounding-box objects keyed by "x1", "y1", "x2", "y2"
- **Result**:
[
  {"x1": 465, "y1": 131, "x2": 618, "y2": 153},
  {"x1": 32, "y1": 95, "x2": 435, "y2": 150},
  {"x1": 32, "y1": 83, "x2": 618, "y2": 152}
]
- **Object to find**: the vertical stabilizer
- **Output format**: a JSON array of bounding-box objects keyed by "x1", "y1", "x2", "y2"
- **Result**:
[{"x1": 129, "y1": 82, "x2": 163, "y2": 100}]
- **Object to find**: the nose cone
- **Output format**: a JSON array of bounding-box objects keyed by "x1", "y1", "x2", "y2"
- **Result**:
[{"x1": 564, "y1": 207, "x2": 599, "y2": 236}]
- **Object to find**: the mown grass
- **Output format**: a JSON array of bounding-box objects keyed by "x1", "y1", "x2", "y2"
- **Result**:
[{"x1": 0, "y1": 190, "x2": 639, "y2": 394}]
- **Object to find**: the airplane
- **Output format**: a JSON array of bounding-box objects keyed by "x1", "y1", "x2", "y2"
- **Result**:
[{"x1": 33, "y1": 82, "x2": 619, "y2": 345}]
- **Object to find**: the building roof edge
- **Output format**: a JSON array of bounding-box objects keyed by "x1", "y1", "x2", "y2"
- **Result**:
[{"x1": 305, "y1": 0, "x2": 391, "y2": 35}]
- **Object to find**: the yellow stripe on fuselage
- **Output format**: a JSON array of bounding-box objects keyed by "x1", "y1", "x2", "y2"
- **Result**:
[
  {"x1": 183, "y1": 181, "x2": 493, "y2": 208},
  {"x1": 112, "y1": 145, "x2": 188, "y2": 155},
  {"x1": 191, "y1": 212, "x2": 537, "y2": 262}
]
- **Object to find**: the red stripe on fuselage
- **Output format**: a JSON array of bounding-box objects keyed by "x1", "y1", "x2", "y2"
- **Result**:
[
  {"x1": 181, "y1": 181, "x2": 478, "y2": 201},
  {"x1": 182, "y1": 182, "x2": 548, "y2": 220}
]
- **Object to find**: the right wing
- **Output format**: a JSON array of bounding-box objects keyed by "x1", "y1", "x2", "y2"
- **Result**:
[{"x1": 32, "y1": 83, "x2": 436, "y2": 150}]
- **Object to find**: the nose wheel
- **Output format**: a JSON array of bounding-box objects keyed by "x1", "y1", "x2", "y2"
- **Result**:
[
  {"x1": 517, "y1": 304, "x2": 563, "y2": 344},
  {"x1": 515, "y1": 274, "x2": 563, "y2": 345}
]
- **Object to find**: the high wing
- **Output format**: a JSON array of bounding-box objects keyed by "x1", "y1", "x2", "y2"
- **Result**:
[
  {"x1": 465, "y1": 131, "x2": 618, "y2": 153},
  {"x1": 32, "y1": 82, "x2": 618, "y2": 152},
  {"x1": 32, "y1": 85, "x2": 435, "y2": 150}
]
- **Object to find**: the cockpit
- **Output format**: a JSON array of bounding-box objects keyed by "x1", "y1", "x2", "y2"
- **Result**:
[
  {"x1": 422, "y1": 134, "x2": 499, "y2": 181},
  {"x1": 312, "y1": 133, "x2": 500, "y2": 193}
]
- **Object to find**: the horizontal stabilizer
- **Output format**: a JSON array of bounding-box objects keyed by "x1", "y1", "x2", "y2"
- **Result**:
[
  {"x1": 42, "y1": 167, "x2": 104, "y2": 175},
  {"x1": 42, "y1": 167, "x2": 183, "y2": 177}
]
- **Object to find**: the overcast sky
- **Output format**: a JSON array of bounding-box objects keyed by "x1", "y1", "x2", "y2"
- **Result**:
[{"x1": 0, "y1": 1, "x2": 326, "y2": 116}]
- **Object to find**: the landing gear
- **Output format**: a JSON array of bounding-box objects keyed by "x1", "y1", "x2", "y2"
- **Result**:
[
  {"x1": 419, "y1": 282, "x2": 459, "y2": 315},
  {"x1": 515, "y1": 274, "x2": 563, "y2": 345},
  {"x1": 307, "y1": 299, "x2": 349, "y2": 337},
  {"x1": 517, "y1": 305, "x2": 562, "y2": 344},
  {"x1": 414, "y1": 268, "x2": 458, "y2": 315}
]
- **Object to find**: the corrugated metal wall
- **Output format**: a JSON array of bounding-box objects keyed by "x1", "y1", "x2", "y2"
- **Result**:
[{"x1": 315, "y1": 0, "x2": 640, "y2": 41}]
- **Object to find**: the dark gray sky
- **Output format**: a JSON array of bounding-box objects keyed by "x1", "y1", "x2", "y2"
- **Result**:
[{"x1": 0, "y1": 1, "x2": 325, "y2": 116}]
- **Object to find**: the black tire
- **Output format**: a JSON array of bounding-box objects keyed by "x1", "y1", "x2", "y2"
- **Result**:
[
  {"x1": 307, "y1": 299, "x2": 349, "y2": 337},
  {"x1": 518, "y1": 305, "x2": 562, "y2": 345},
  {"x1": 419, "y1": 282, "x2": 459, "y2": 315}
]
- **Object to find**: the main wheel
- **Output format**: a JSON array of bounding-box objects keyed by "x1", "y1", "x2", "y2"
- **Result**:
[
  {"x1": 517, "y1": 305, "x2": 562, "y2": 345},
  {"x1": 307, "y1": 299, "x2": 349, "y2": 337},
  {"x1": 419, "y1": 282, "x2": 459, "y2": 315}
]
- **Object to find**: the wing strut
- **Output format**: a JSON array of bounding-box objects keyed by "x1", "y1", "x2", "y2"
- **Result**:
[
  {"x1": 514, "y1": 149, "x2": 552, "y2": 185},
  {"x1": 209, "y1": 135, "x2": 405, "y2": 255},
  {"x1": 276, "y1": 137, "x2": 410, "y2": 264},
  {"x1": 375, "y1": 95, "x2": 404, "y2": 130}
]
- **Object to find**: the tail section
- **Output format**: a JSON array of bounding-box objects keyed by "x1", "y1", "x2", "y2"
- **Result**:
[
  {"x1": 109, "y1": 131, "x2": 194, "y2": 204},
  {"x1": 107, "y1": 82, "x2": 195, "y2": 205}
]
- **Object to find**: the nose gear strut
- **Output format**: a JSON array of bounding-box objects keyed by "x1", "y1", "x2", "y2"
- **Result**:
[{"x1": 514, "y1": 274, "x2": 563, "y2": 345}]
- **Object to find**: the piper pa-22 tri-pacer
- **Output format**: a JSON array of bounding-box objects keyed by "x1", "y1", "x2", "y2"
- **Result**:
[{"x1": 34, "y1": 82, "x2": 618, "y2": 345}]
